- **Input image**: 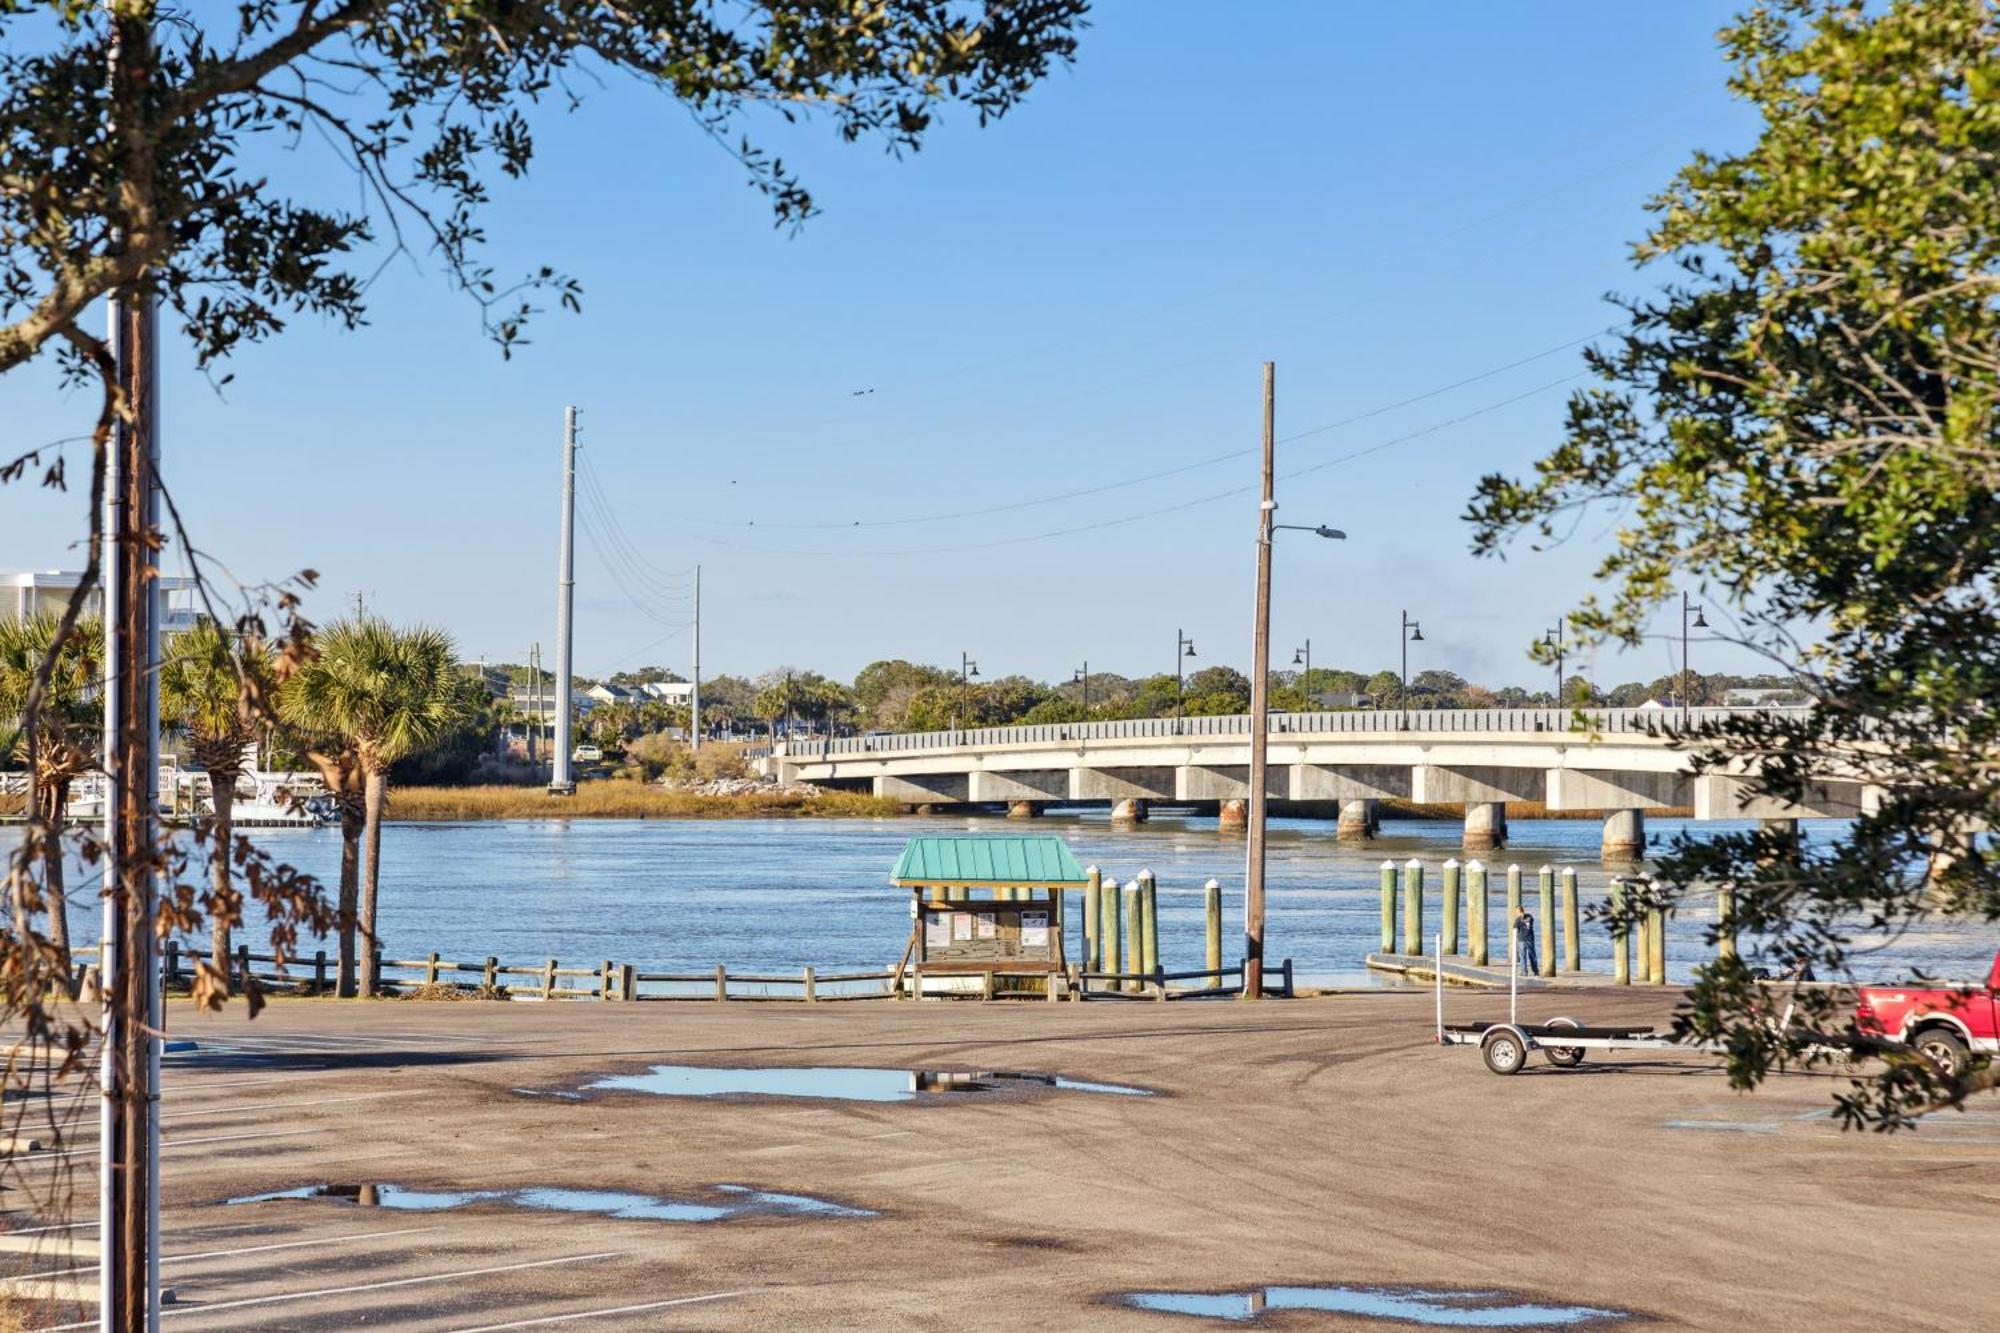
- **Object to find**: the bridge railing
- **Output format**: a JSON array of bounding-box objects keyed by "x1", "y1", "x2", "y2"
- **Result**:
[{"x1": 775, "y1": 706, "x2": 1799, "y2": 763}]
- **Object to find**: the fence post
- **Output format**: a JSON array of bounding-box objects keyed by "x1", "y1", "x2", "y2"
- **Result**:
[
  {"x1": 715, "y1": 963, "x2": 728, "y2": 1002},
  {"x1": 1610, "y1": 880, "x2": 1631, "y2": 985},
  {"x1": 803, "y1": 965, "x2": 817, "y2": 1003},
  {"x1": 542, "y1": 958, "x2": 557, "y2": 1000},
  {"x1": 236, "y1": 943, "x2": 251, "y2": 990},
  {"x1": 601, "y1": 959, "x2": 615, "y2": 1001},
  {"x1": 1716, "y1": 883, "x2": 1736, "y2": 961},
  {"x1": 1379, "y1": 861, "x2": 1396, "y2": 955},
  {"x1": 163, "y1": 940, "x2": 180, "y2": 989},
  {"x1": 1559, "y1": 867, "x2": 1580, "y2": 972},
  {"x1": 1282, "y1": 958, "x2": 1294, "y2": 998},
  {"x1": 1083, "y1": 866, "x2": 1102, "y2": 971},
  {"x1": 1204, "y1": 879, "x2": 1223, "y2": 974},
  {"x1": 1534, "y1": 867, "x2": 1555, "y2": 978},
  {"x1": 372, "y1": 948, "x2": 383, "y2": 996},
  {"x1": 982, "y1": 969, "x2": 996, "y2": 1002},
  {"x1": 425, "y1": 951, "x2": 440, "y2": 986},
  {"x1": 313, "y1": 949, "x2": 327, "y2": 995},
  {"x1": 619, "y1": 963, "x2": 636, "y2": 1002},
  {"x1": 1401, "y1": 859, "x2": 1424, "y2": 956},
  {"x1": 484, "y1": 955, "x2": 499, "y2": 992},
  {"x1": 1467, "y1": 861, "x2": 1488, "y2": 967},
  {"x1": 1441, "y1": 859, "x2": 1461, "y2": 956}
]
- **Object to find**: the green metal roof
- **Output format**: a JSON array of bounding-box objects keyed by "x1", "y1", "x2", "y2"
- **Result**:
[{"x1": 890, "y1": 836, "x2": 1089, "y2": 886}]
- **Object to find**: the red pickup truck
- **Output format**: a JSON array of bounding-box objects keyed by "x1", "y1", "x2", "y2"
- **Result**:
[{"x1": 1854, "y1": 951, "x2": 2000, "y2": 1077}]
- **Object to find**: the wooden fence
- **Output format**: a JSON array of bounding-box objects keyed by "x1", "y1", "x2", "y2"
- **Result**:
[{"x1": 69, "y1": 944, "x2": 1294, "y2": 1004}]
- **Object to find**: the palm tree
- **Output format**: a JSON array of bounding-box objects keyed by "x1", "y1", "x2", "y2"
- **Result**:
[
  {"x1": 0, "y1": 613, "x2": 105, "y2": 967},
  {"x1": 282, "y1": 618, "x2": 458, "y2": 996},
  {"x1": 160, "y1": 618, "x2": 268, "y2": 995}
]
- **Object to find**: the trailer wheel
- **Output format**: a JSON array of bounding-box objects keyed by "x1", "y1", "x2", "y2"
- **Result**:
[
  {"x1": 1482, "y1": 1030, "x2": 1527, "y2": 1075},
  {"x1": 1912, "y1": 1027, "x2": 1969, "y2": 1078},
  {"x1": 1544, "y1": 1016, "x2": 1586, "y2": 1067}
]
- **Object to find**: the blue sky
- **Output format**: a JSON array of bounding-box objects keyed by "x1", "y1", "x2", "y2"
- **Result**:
[{"x1": 2, "y1": 1, "x2": 1765, "y2": 690}]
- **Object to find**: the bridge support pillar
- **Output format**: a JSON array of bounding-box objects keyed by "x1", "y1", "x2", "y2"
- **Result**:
[
  {"x1": 1760, "y1": 817, "x2": 1801, "y2": 864},
  {"x1": 1602, "y1": 808, "x2": 1645, "y2": 863},
  {"x1": 1006, "y1": 800, "x2": 1045, "y2": 820},
  {"x1": 1463, "y1": 801, "x2": 1507, "y2": 852},
  {"x1": 1337, "y1": 799, "x2": 1378, "y2": 842},
  {"x1": 1111, "y1": 798, "x2": 1150, "y2": 826},
  {"x1": 1217, "y1": 799, "x2": 1247, "y2": 833}
]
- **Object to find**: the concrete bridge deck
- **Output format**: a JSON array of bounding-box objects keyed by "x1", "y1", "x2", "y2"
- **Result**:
[{"x1": 762, "y1": 707, "x2": 1866, "y2": 856}]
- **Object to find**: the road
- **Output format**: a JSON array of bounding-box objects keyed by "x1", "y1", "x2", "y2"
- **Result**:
[{"x1": 1, "y1": 990, "x2": 1989, "y2": 1331}]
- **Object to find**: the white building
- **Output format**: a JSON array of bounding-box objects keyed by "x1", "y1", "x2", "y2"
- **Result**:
[
  {"x1": 4, "y1": 569, "x2": 199, "y2": 632},
  {"x1": 639, "y1": 680, "x2": 695, "y2": 706}
]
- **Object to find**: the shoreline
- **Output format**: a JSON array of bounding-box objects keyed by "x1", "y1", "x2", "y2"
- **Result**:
[{"x1": 381, "y1": 783, "x2": 1695, "y2": 823}]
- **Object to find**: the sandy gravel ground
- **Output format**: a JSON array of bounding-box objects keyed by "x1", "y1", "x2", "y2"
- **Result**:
[{"x1": 3, "y1": 988, "x2": 1991, "y2": 1331}]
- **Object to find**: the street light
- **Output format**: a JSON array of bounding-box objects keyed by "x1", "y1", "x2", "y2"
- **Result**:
[
  {"x1": 1544, "y1": 626, "x2": 1565, "y2": 706},
  {"x1": 1073, "y1": 662, "x2": 1089, "y2": 720},
  {"x1": 1245, "y1": 489, "x2": 1346, "y2": 1000},
  {"x1": 1175, "y1": 630, "x2": 1197, "y2": 732},
  {"x1": 1400, "y1": 610, "x2": 1423, "y2": 729},
  {"x1": 1292, "y1": 640, "x2": 1311, "y2": 708},
  {"x1": 1681, "y1": 592, "x2": 1709, "y2": 726},
  {"x1": 955, "y1": 652, "x2": 979, "y2": 735}
]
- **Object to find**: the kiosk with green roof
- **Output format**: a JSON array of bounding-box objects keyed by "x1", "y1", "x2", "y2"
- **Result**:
[{"x1": 891, "y1": 835, "x2": 1088, "y2": 998}]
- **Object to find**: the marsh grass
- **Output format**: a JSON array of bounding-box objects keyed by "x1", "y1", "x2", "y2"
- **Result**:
[{"x1": 388, "y1": 781, "x2": 898, "y2": 821}]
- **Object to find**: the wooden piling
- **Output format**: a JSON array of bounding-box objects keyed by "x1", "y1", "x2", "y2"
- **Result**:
[
  {"x1": 1467, "y1": 861, "x2": 1488, "y2": 966},
  {"x1": 1559, "y1": 867, "x2": 1580, "y2": 972},
  {"x1": 1401, "y1": 859, "x2": 1424, "y2": 956},
  {"x1": 1123, "y1": 882, "x2": 1142, "y2": 992},
  {"x1": 1716, "y1": 883, "x2": 1736, "y2": 960},
  {"x1": 714, "y1": 963, "x2": 727, "y2": 1002},
  {"x1": 1379, "y1": 860, "x2": 1397, "y2": 954},
  {"x1": 618, "y1": 963, "x2": 636, "y2": 1001},
  {"x1": 1441, "y1": 859, "x2": 1461, "y2": 956},
  {"x1": 1505, "y1": 865, "x2": 1523, "y2": 965},
  {"x1": 1648, "y1": 905, "x2": 1667, "y2": 984},
  {"x1": 237, "y1": 943, "x2": 251, "y2": 990},
  {"x1": 1204, "y1": 878, "x2": 1223, "y2": 973},
  {"x1": 484, "y1": 955, "x2": 499, "y2": 992},
  {"x1": 1138, "y1": 869, "x2": 1159, "y2": 983},
  {"x1": 1084, "y1": 866, "x2": 1103, "y2": 970},
  {"x1": 425, "y1": 951, "x2": 441, "y2": 986},
  {"x1": 600, "y1": 959, "x2": 615, "y2": 1000},
  {"x1": 543, "y1": 957, "x2": 558, "y2": 1000},
  {"x1": 1634, "y1": 906, "x2": 1651, "y2": 981},
  {"x1": 803, "y1": 965, "x2": 817, "y2": 1003},
  {"x1": 312, "y1": 949, "x2": 327, "y2": 995},
  {"x1": 1536, "y1": 866, "x2": 1556, "y2": 978},
  {"x1": 1610, "y1": 880, "x2": 1630, "y2": 985},
  {"x1": 1100, "y1": 877, "x2": 1121, "y2": 992}
]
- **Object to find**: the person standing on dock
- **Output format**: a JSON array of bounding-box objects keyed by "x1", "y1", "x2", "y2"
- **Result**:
[{"x1": 1514, "y1": 908, "x2": 1539, "y2": 977}]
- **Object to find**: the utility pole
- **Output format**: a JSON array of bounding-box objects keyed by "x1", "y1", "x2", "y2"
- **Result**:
[
  {"x1": 103, "y1": 241, "x2": 164, "y2": 1326},
  {"x1": 549, "y1": 407, "x2": 578, "y2": 795},
  {"x1": 1244, "y1": 362, "x2": 1276, "y2": 1000},
  {"x1": 690, "y1": 565, "x2": 702, "y2": 752}
]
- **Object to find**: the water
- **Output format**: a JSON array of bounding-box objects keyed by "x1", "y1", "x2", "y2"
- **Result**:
[
  {"x1": 226, "y1": 1181, "x2": 870, "y2": 1221},
  {"x1": 1123, "y1": 1285, "x2": 1627, "y2": 1327},
  {"x1": 88, "y1": 809, "x2": 1994, "y2": 985},
  {"x1": 581, "y1": 1065, "x2": 1151, "y2": 1102}
]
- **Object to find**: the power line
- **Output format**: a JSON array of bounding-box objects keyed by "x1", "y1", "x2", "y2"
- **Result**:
[
  {"x1": 689, "y1": 369, "x2": 1588, "y2": 560},
  {"x1": 633, "y1": 326, "x2": 1618, "y2": 534}
]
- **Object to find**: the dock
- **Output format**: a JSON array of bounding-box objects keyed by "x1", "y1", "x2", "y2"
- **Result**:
[{"x1": 1364, "y1": 952, "x2": 1629, "y2": 989}]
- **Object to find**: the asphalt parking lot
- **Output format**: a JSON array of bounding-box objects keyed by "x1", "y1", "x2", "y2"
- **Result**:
[{"x1": 2, "y1": 989, "x2": 1993, "y2": 1331}]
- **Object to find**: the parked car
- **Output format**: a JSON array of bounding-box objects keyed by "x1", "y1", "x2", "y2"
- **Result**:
[
  {"x1": 1854, "y1": 949, "x2": 2000, "y2": 1076},
  {"x1": 571, "y1": 744, "x2": 603, "y2": 762}
]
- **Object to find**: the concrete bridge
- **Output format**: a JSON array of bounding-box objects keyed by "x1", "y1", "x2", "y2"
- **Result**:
[{"x1": 763, "y1": 707, "x2": 1866, "y2": 859}]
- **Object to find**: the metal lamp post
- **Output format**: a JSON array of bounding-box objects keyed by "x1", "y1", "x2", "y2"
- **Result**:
[
  {"x1": 1175, "y1": 631, "x2": 1196, "y2": 732},
  {"x1": 1681, "y1": 593, "x2": 1708, "y2": 726},
  {"x1": 1292, "y1": 640, "x2": 1310, "y2": 708},
  {"x1": 1074, "y1": 662, "x2": 1089, "y2": 720},
  {"x1": 956, "y1": 652, "x2": 979, "y2": 737},
  {"x1": 1545, "y1": 626, "x2": 1566, "y2": 706},
  {"x1": 1400, "y1": 610, "x2": 1423, "y2": 729}
]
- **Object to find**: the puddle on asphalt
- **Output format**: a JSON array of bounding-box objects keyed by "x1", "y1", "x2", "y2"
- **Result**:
[
  {"x1": 580, "y1": 1065, "x2": 1152, "y2": 1102},
  {"x1": 1123, "y1": 1285, "x2": 1629, "y2": 1327},
  {"x1": 227, "y1": 1181, "x2": 871, "y2": 1221}
]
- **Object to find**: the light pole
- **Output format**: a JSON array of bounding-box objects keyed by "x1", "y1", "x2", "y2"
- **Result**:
[
  {"x1": 1247, "y1": 468, "x2": 1345, "y2": 1001},
  {"x1": 1292, "y1": 640, "x2": 1310, "y2": 707},
  {"x1": 956, "y1": 652, "x2": 979, "y2": 735},
  {"x1": 1545, "y1": 625, "x2": 1566, "y2": 706},
  {"x1": 1681, "y1": 592, "x2": 1709, "y2": 726},
  {"x1": 1174, "y1": 630, "x2": 1196, "y2": 731},
  {"x1": 1399, "y1": 610, "x2": 1423, "y2": 728},
  {"x1": 1074, "y1": 662, "x2": 1089, "y2": 720}
]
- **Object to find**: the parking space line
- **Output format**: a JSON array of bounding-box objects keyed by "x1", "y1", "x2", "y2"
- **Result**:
[
  {"x1": 14, "y1": 1225, "x2": 447, "y2": 1282},
  {"x1": 445, "y1": 1291, "x2": 751, "y2": 1330},
  {"x1": 36, "y1": 1251, "x2": 631, "y2": 1329}
]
